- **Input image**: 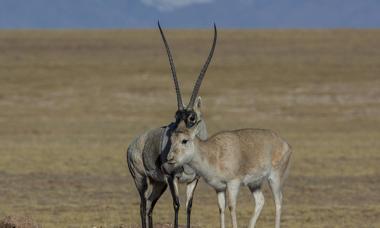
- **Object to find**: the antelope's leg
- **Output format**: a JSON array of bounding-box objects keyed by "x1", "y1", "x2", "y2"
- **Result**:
[
  {"x1": 132, "y1": 174, "x2": 148, "y2": 228},
  {"x1": 146, "y1": 181, "x2": 168, "y2": 228},
  {"x1": 227, "y1": 180, "x2": 240, "y2": 228},
  {"x1": 168, "y1": 175, "x2": 180, "y2": 228},
  {"x1": 185, "y1": 178, "x2": 199, "y2": 228},
  {"x1": 216, "y1": 191, "x2": 226, "y2": 228},
  {"x1": 269, "y1": 172, "x2": 283, "y2": 228},
  {"x1": 139, "y1": 193, "x2": 147, "y2": 228},
  {"x1": 248, "y1": 186, "x2": 265, "y2": 228}
]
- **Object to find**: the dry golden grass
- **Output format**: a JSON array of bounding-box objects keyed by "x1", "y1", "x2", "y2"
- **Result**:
[{"x1": 0, "y1": 29, "x2": 379, "y2": 227}]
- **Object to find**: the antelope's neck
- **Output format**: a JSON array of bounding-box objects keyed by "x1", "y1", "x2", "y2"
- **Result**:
[
  {"x1": 196, "y1": 120, "x2": 208, "y2": 140},
  {"x1": 189, "y1": 138, "x2": 218, "y2": 179}
]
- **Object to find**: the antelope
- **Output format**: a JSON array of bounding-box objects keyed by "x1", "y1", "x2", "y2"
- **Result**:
[
  {"x1": 163, "y1": 122, "x2": 292, "y2": 228},
  {"x1": 126, "y1": 22, "x2": 217, "y2": 228}
]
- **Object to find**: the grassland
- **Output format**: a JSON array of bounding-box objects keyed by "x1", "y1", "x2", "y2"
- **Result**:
[{"x1": 0, "y1": 29, "x2": 379, "y2": 227}]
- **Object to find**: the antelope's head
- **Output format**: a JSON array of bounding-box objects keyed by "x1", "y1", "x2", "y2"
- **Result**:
[
  {"x1": 164, "y1": 120, "x2": 201, "y2": 171},
  {"x1": 158, "y1": 21, "x2": 217, "y2": 173}
]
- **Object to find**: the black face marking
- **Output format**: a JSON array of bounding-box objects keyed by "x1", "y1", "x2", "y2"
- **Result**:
[{"x1": 175, "y1": 109, "x2": 198, "y2": 128}]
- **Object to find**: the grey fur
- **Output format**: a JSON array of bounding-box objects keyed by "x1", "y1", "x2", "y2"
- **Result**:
[
  {"x1": 126, "y1": 22, "x2": 216, "y2": 228},
  {"x1": 127, "y1": 117, "x2": 207, "y2": 228}
]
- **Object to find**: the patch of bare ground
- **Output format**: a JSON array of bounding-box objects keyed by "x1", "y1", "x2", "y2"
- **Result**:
[
  {"x1": 116, "y1": 224, "x2": 197, "y2": 228},
  {"x1": 0, "y1": 216, "x2": 39, "y2": 228}
]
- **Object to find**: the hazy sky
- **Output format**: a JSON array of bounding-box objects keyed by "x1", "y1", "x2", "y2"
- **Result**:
[{"x1": 0, "y1": 0, "x2": 379, "y2": 28}]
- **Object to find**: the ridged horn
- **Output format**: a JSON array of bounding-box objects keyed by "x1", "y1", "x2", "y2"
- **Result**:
[
  {"x1": 188, "y1": 23, "x2": 217, "y2": 109},
  {"x1": 158, "y1": 21, "x2": 184, "y2": 110}
]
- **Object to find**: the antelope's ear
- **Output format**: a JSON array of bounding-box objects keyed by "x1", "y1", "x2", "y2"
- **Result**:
[
  {"x1": 193, "y1": 96, "x2": 202, "y2": 117},
  {"x1": 190, "y1": 120, "x2": 201, "y2": 139}
]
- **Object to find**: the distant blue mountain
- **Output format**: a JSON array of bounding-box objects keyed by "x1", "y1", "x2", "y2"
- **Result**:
[{"x1": 0, "y1": 0, "x2": 379, "y2": 28}]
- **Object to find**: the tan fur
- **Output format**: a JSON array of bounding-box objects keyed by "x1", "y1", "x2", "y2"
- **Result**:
[
  {"x1": 195, "y1": 129, "x2": 288, "y2": 180},
  {"x1": 166, "y1": 125, "x2": 292, "y2": 228}
]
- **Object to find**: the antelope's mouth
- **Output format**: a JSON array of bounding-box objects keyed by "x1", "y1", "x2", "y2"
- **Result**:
[
  {"x1": 161, "y1": 161, "x2": 177, "y2": 175},
  {"x1": 166, "y1": 159, "x2": 176, "y2": 165}
]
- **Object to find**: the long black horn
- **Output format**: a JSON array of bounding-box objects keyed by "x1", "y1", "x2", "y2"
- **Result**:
[
  {"x1": 158, "y1": 21, "x2": 184, "y2": 110},
  {"x1": 188, "y1": 23, "x2": 217, "y2": 109}
]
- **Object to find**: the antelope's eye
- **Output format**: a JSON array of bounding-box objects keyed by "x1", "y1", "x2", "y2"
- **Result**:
[
  {"x1": 181, "y1": 139, "x2": 188, "y2": 145},
  {"x1": 189, "y1": 115, "x2": 196, "y2": 122},
  {"x1": 174, "y1": 112, "x2": 180, "y2": 120}
]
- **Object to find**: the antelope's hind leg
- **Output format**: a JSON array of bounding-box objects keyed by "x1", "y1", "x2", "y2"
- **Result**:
[
  {"x1": 146, "y1": 180, "x2": 168, "y2": 228},
  {"x1": 269, "y1": 171, "x2": 283, "y2": 228},
  {"x1": 248, "y1": 185, "x2": 265, "y2": 228},
  {"x1": 269, "y1": 146, "x2": 291, "y2": 228},
  {"x1": 132, "y1": 174, "x2": 148, "y2": 228}
]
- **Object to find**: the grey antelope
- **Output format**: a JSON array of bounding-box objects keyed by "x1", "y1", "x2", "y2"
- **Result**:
[
  {"x1": 163, "y1": 122, "x2": 292, "y2": 228},
  {"x1": 126, "y1": 22, "x2": 217, "y2": 228}
]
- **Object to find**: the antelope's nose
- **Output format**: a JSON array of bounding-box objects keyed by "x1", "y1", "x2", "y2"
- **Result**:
[
  {"x1": 166, "y1": 152, "x2": 174, "y2": 161},
  {"x1": 166, "y1": 152, "x2": 177, "y2": 165}
]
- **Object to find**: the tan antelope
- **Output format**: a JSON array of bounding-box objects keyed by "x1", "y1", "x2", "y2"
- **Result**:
[
  {"x1": 126, "y1": 22, "x2": 217, "y2": 228},
  {"x1": 162, "y1": 122, "x2": 292, "y2": 228}
]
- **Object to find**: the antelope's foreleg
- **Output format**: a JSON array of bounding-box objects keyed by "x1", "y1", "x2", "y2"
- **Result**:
[
  {"x1": 168, "y1": 175, "x2": 180, "y2": 228},
  {"x1": 227, "y1": 179, "x2": 240, "y2": 228},
  {"x1": 185, "y1": 178, "x2": 199, "y2": 228},
  {"x1": 216, "y1": 191, "x2": 226, "y2": 228}
]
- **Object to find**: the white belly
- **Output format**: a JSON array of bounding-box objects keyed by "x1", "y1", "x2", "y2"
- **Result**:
[{"x1": 205, "y1": 177, "x2": 227, "y2": 191}]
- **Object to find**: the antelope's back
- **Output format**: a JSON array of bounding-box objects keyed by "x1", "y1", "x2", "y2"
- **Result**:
[
  {"x1": 234, "y1": 128, "x2": 291, "y2": 170},
  {"x1": 206, "y1": 129, "x2": 289, "y2": 175}
]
